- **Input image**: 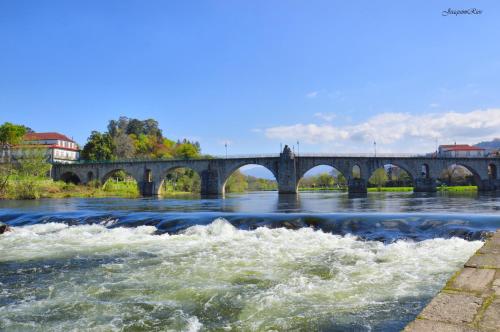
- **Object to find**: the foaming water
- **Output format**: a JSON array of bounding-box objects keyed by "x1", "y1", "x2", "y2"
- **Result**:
[
  {"x1": 1, "y1": 193, "x2": 498, "y2": 331},
  {"x1": 0, "y1": 219, "x2": 483, "y2": 331}
]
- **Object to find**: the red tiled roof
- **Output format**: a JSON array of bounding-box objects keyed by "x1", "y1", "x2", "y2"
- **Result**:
[
  {"x1": 440, "y1": 144, "x2": 485, "y2": 151},
  {"x1": 24, "y1": 132, "x2": 75, "y2": 143}
]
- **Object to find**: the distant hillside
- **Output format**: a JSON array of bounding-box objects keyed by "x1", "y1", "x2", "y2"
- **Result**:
[{"x1": 475, "y1": 138, "x2": 500, "y2": 151}]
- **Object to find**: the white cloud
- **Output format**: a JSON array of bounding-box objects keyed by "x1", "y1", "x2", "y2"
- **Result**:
[
  {"x1": 306, "y1": 91, "x2": 319, "y2": 98},
  {"x1": 264, "y1": 108, "x2": 500, "y2": 152},
  {"x1": 314, "y1": 112, "x2": 336, "y2": 122},
  {"x1": 429, "y1": 103, "x2": 440, "y2": 108}
]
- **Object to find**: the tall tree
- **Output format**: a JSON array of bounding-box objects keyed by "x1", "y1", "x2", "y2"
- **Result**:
[
  {"x1": 81, "y1": 131, "x2": 115, "y2": 161},
  {"x1": 0, "y1": 122, "x2": 27, "y2": 145},
  {"x1": 112, "y1": 132, "x2": 135, "y2": 159}
]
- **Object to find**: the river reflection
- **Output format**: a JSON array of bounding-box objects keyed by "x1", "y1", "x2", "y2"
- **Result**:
[{"x1": 0, "y1": 191, "x2": 498, "y2": 214}]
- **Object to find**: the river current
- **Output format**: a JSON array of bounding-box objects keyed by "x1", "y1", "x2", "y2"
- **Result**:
[{"x1": 1, "y1": 191, "x2": 499, "y2": 331}]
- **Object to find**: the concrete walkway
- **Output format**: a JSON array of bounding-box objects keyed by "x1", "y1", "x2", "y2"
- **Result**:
[{"x1": 405, "y1": 230, "x2": 500, "y2": 331}]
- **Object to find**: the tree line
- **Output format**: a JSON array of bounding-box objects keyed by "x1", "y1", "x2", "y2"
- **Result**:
[{"x1": 82, "y1": 116, "x2": 202, "y2": 161}]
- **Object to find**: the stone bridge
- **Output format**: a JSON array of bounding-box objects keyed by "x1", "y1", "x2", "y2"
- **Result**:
[{"x1": 52, "y1": 146, "x2": 500, "y2": 196}]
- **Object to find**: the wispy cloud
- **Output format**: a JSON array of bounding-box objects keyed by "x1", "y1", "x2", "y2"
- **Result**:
[
  {"x1": 264, "y1": 108, "x2": 500, "y2": 152},
  {"x1": 314, "y1": 112, "x2": 336, "y2": 122},
  {"x1": 306, "y1": 91, "x2": 319, "y2": 98},
  {"x1": 429, "y1": 103, "x2": 440, "y2": 108}
]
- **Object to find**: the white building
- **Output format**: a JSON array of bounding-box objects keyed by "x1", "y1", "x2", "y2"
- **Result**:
[
  {"x1": 14, "y1": 132, "x2": 80, "y2": 163},
  {"x1": 438, "y1": 144, "x2": 486, "y2": 158}
]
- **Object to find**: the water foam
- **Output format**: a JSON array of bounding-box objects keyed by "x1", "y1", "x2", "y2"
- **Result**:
[{"x1": 0, "y1": 219, "x2": 483, "y2": 331}]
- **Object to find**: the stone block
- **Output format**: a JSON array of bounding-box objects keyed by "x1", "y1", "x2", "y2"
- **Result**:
[
  {"x1": 478, "y1": 300, "x2": 500, "y2": 331},
  {"x1": 419, "y1": 292, "x2": 483, "y2": 324},
  {"x1": 465, "y1": 254, "x2": 500, "y2": 269},
  {"x1": 449, "y1": 267, "x2": 496, "y2": 292},
  {"x1": 404, "y1": 319, "x2": 478, "y2": 332}
]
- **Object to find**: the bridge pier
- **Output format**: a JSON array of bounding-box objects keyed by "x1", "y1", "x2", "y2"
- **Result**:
[
  {"x1": 414, "y1": 177, "x2": 437, "y2": 192},
  {"x1": 200, "y1": 169, "x2": 223, "y2": 196},
  {"x1": 277, "y1": 145, "x2": 298, "y2": 194},
  {"x1": 478, "y1": 179, "x2": 499, "y2": 192},
  {"x1": 348, "y1": 178, "x2": 368, "y2": 195}
]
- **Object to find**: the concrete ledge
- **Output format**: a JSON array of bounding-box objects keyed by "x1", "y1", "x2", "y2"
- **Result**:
[{"x1": 404, "y1": 230, "x2": 500, "y2": 332}]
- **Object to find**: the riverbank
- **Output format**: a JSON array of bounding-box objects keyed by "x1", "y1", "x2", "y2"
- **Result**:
[
  {"x1": 0, "y1": 179, "x2": 140, "y2": 199},
  {"x1": 405, "y1": 230, "x2": 500, "y2": 331}
]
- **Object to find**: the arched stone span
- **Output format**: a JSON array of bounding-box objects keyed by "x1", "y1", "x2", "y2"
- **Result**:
[
  {"x1": 296, "y1": 164, "x2": 347, "y2": 191},
  {"x1": 157, "y1": 166, "x2": 202, "y2": 195},
  {"x1": 60, "y1": 172, "x2": 81, "y2": 184},
  {"x1": 221, "y1": 162, "x2": 278, "y2": 195},
  {"x1": 447, "y1": 163, "x2": 482, "y2": 185},
  {"x1": 101, "y1": 168, "x2": 141, "y2": 185}
]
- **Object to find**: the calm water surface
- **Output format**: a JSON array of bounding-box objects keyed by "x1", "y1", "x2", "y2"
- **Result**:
[{"x1": 1, "y1": 191, "x2": 499, "y2": 331}]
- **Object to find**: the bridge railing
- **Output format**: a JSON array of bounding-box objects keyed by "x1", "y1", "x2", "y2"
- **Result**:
[
  {"x1": 54, "y1": 153, "x2": 497, "y2": 165},
  {"x1": 295, "y1": 153, "x2": 425, "y2": 158}
]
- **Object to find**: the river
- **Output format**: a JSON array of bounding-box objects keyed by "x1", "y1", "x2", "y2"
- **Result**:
[{"x1": 1, "y1": 191, "x2": 499, "y2": 331}]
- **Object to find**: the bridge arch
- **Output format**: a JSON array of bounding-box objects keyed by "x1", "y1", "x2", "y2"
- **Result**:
[
  {"x1": 440, "y1": 163, "x2": 482, "y2": 187},
  {"x1": 221, "y1": 163, "x2": 278, "y2": 195},
  {"x1": 352, "y1": 164, "x2": 362, "y2": 179},
  {"x1": 158, "y1": 166, "x2": 202, "y2": 195},
  {"x1": 368, "y1": 163, "x2": 414, "y2": 189},
  {"x1": 297, "y1": 164, "x2": 347, "y2": 191},
  {"x1": 101, "y1": 168, "x2": 141, "y2": 185},
  {"x1": 60, "y1": 171, "x2": 81, "y2": 184}
]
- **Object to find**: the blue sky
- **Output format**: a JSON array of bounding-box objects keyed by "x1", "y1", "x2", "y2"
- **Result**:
[{"x1": 1, "y1": 0, "x2": 500, "y2": 155}]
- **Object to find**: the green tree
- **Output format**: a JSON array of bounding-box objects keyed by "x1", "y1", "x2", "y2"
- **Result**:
[
  {"x1": 317, "y1": 172, "x2": 335, "y2": 188},
  {"x1": 175, "y1": 143, "x2": 200, "y2": 159},
  {"x1": 0, "y1": 122, "x2": 27, "y2": 145},
  {"x1": 81, "y1": 131, "x2": 115, "y2": 161},
  {"x1": 369, "y1": 168, "x2": 388, "y2": 189},
  {"x1": 225, "y1": 170, "x2": 248, "y2": 192}
]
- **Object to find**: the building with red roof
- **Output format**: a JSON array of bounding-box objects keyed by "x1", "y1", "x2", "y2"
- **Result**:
[
  {"x1": 438, "y1": 144, "x2": 486, "y2": 158},
  {"x1": 10, "y1": 132, "x2": 80, "y2": 163}
]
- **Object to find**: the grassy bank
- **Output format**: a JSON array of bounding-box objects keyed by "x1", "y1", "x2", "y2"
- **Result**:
[
  {"x1": 368, "y1": 187, "x2": 414, "y2": 192},
  {"x1": 298, "y1": 187, "x2": 346, "y2": 192},
  {"x1": 437, "y1": 185, "x2": 477, "y2": 192},
  {"x1": 1, "y1": 178, "x2": 140, "y2": 199}
]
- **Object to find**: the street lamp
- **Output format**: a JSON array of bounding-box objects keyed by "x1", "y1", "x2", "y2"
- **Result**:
[
  {"x1": 374, "y1": 141, "x2": 377, "y2": 157},
  {"x1": 225, "y1": 142, "x2": 228, "y2": 159},
  {"x1": 297, "y1": 140, "x2": 300, "y2": 157}
]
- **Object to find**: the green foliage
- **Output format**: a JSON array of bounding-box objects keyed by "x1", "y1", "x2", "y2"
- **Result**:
[
  {"x1": 2, "y1": 153, "x2": 51, "y2": 199},
  {"x1": 174, "y1": 142, "x2": 200, "y2": 159},
  {"x1": 0, "y1": 122, "x2": 28, "y2": 145},
  {"x1": 82, "y1": 117, "x2": 203, "y2": 161},
  {"x1": 81, "y1": 131, "x2": 115, "y2": 161},
  {"x1": 246, "y1": 176, "x2": 277, "y2": 191},
  {"x1": 299, "y1": 172, "x2": 345, "y2": 189},
  {"x1": 163, "y1": 168, "x2": 201, "y2": 193},
  {"x1": 16, "y1": 150, "x2": 51, "y2": 178},
  {"x1": 225, "y1": 170, "x2": 248, "y2": 193},
  {"x1": 369, "y1": 168, "x2": 388, "y2": 189}
]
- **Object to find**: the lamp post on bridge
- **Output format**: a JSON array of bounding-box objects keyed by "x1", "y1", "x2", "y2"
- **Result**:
[
  {"x1": 374, "y1": 141, "x2": 377, "y2": 157},
  {"x1": 225, "y1": 142, "x2": 228, "y2": 159},
  {"x1": 297, "y1": 140, "x2": 300, "y2": 157}
]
